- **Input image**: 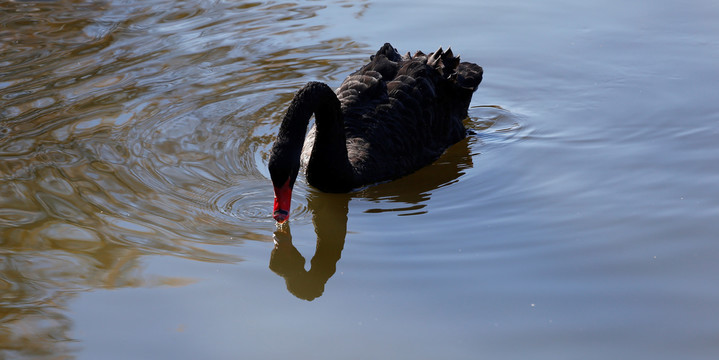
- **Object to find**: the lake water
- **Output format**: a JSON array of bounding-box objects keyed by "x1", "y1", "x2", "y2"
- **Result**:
[{"x1": 1, "y1": 0, "x2": 718, "y2": 358}]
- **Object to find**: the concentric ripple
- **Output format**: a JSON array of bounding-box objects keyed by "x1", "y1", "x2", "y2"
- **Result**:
[
  {"x1": 210, "y1": 184, "x2": 313, "y2": 226},
  {"x1": 468, "y1": 105, "x2": 532, "y2": 147}
]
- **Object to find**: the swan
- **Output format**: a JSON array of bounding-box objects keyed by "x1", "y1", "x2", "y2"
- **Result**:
[{"x1": 268, "y1": 43, "x2": 483, "y2": 223}]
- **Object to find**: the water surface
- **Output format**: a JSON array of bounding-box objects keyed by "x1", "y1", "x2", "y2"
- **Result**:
[{"x1": 1, "y1": 0, "x2": 718, "y2": 359}]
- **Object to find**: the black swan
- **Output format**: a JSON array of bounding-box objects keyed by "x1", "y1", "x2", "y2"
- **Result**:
[{"x1": 268, "y1": 43, "x2": 483, "y2": 223}]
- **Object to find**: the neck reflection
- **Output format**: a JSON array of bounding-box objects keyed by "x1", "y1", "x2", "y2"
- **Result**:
[{"x1": 270, "y1": 192, "x2": 350, "y2": 301}]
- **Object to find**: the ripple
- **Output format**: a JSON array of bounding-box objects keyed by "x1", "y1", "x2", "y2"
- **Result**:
[
  {"x1": 0, "y1": 0, "x2": 372, "y2": 295},
  {"x1": 0, "y1": 208, "x2": 46, "y2": 227},
  {"x1": 211, "y1": 184, "x2": 312, "y2": 226},
  {"x1": 37, "y1": 222, "x2": 103, "y2": 252},
  {"x1": 468, "y1": 105, "x2": 532, "y2": 148}
]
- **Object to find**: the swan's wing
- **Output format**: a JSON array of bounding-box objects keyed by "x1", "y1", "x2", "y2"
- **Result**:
[
  {"x1": 336, "y1": 44, "x2": 402, "y2": 137},
  {"x1": 336, "y1": 44, "x2": 483, "y2": 183},
  {"x1": 336, "y1": 44, "x2": 400, "y2": 107}
]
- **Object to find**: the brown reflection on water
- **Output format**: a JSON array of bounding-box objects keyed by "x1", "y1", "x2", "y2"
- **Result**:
[
  {"x1": 0, "y1": 0, "x2": 370, "y2": 356},
  {"x1": 359, "y1": 135, "x2": 475, "y2": 215}
]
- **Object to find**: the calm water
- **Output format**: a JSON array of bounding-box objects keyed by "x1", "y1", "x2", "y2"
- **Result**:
[{"x1": 1, "y1": 0, "x2": 718, "y2": 358}]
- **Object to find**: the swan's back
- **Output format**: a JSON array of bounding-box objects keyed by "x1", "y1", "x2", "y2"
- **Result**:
[
  {"x1": 330, "y1": 43, "x2": 483, "y2": 184},
  {"x1": 298, "y1": 43, "x2": 482, "y2": 188}
]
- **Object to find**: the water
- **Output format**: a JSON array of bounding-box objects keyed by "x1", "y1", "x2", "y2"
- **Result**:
[{"x1": 1, "y1": 0, "x2": 718, "y2": 358}]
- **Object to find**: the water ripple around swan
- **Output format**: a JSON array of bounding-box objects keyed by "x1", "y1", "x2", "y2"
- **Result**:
[{"x1": 0, "y1": 1, "x2": 371, "y2": 337}]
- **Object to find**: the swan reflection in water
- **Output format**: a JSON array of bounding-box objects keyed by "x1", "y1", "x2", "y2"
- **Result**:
[
  {"x1": 270, "y1": 192, "x2": 350, "y2": 301},
  {"x1": 269, "y1": 134, "x2": 476, "y2": 300}
]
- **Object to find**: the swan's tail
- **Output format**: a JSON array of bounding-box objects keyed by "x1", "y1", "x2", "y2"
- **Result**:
[
  {"x1": 372, "y1": 43, "x2": 402, "y2": 62},
  {"x1": 400, "y1": 46, "x2": 483, "y2": 90},
  {"x1": 456, "y1": 61, "x2": 483, "y2": 91},
  {"x1": 369, "y1": 43, "x2": 483, "y2": 92}
]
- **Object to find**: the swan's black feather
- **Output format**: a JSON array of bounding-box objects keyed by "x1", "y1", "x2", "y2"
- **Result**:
[
  {"x1": 271, "y1": 43, "x2": 483, "y2": 194},
  {"x1": 333, "y1": 43, "x2": 482, "y2": 185}
]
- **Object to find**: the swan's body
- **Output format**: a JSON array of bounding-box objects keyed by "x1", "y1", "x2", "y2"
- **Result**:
[{"x1": 269, "y1": 43, "x2": 483, "y2": 222}]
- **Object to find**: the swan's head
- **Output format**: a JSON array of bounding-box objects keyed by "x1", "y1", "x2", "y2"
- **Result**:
[{"x1": 268, "y1": 147, "x2": 300, "y2": 223}]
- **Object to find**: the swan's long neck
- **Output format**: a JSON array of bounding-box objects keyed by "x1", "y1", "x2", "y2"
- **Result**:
[
  {"x1": 303, "y1": 84, "x2": 355, "y2": 192},
  {"x1": 270, "y1": 82, "x2": 354, "y2": 196}
]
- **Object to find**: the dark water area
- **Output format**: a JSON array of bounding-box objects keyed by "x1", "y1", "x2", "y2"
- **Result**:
[{"x1": 1, "y1": 0, "x2": 719, "y2": 359}]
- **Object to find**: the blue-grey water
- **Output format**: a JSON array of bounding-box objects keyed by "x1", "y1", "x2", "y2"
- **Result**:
[{"x1": 1, "y1": 0, "x2": 718, "y2": 359}]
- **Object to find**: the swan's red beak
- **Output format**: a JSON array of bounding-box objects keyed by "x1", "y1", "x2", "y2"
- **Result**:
[{"x1": 273, "y1": 178, "x2": 292, "y2": 223}]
